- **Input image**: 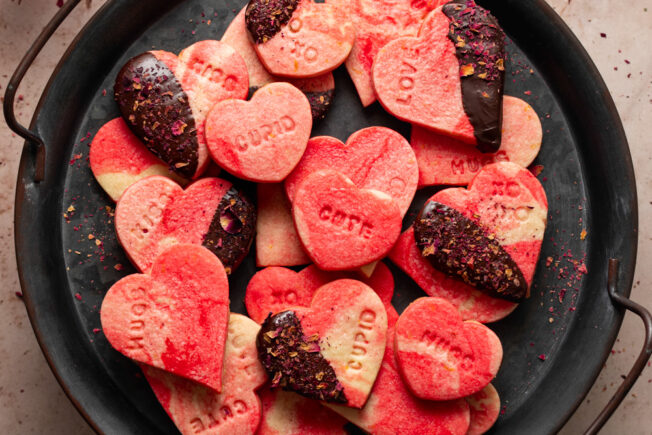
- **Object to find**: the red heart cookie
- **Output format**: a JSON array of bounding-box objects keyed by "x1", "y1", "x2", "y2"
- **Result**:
[
  {"x1": 293, "y1": 170, "x2": 402, "y2": 270},
  {"x1": 326, "y1": 0, "x2": 446, "y2": 106},
  {"x1": 388, "y1": 228, "x2": 517, "y2": 323},
  {"x1": 412, "y1": 96, "x2": 542, "y2": 186},
  {"x1": 222, "y1": 7, "x2": 336, "y2": 121},
  {"x1": 327, "y1": 317, "x2": 471, "y2": 435},
  {"x1": 115, "y1": 176, "x2": 255, "y2": 274},
  {"x1": 205, "y1": 82, "x2": 312, "y2": 182},
  {"x1": 114, "y1": 42, "x2": 248, "y2": 179},
  {"x1": 414, "y1": 162, "x2": 548, "y2": 302},
  {"x1": 373, "y1": 3, "x2": 506, "y2": 152},
  {"x1": 466, "y1": 384, "x2": 501, "y2": 435},
  {"x1": 245, "y1": 262, "x2": 395, "y2": 324},
  {"x1": 256, "y1": 183, "x2": 310, "y2": 268},
  {"x1": 89, "y1": 118, "x2": 187, "y2": 201},
  {"x1": 142, "y1": 314, "x2": 267, "y2": 435},
  {"x1": 285, "y1": 127, "x2": 419, "y2": 216},
  {"x1": 245, "y1": 0, "x2": 355, "y2": 78},
  {"x1": 257, "y1": 279, "x2": 388, "y2": 408},
  {"x1": 100, "y1": 244, "x2": 230, "y2": 392},
  {"x1": 394, "y1": 297, "x2": 503, "y2": 400}
]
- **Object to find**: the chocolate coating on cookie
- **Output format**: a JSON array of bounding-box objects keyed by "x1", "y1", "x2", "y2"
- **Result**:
[
  {"x1": 442, "y1": 0, "x2": 505, "y2": 153},
  {"x1": 414, "y1": 201, "x2": 527, "y2": 302},
  {"x1": 203, "y1": 187, "x2": 256, "y2": 274},
  {"x1": 114, "y1": 52, "x2": 198, "y2": 178},
  {"x1": 257, "y1": 311, "x2": 347, "y2": 403},
  {"x1": 245, "y1": 0, "x2": 300, "y2": 44},
  {"x1": 304, "y1": 89, "x2": 335, "y2": 121}
]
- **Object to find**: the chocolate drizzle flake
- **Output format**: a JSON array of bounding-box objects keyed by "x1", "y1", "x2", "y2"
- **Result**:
[
  {"x1": 114, "y1": 52, "x2": 198, "y2": 178},
  {"x1": 202, "y1": 187, "x2": 256, "y2": 274},
  {"x1": 414, "y1": 201, "x2": 527, "y2": 302},
  {"x1": 257, "y1": 311, "x2": 347, "y2": 403},
  {"x1": 442, "y1": 0, "x2": 505, "y2": 153},
  {"x1": 245, "y1": 0, "x2": 300, "y2": 44}
]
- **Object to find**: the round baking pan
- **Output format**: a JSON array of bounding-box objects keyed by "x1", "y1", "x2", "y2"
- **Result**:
[{"x1": 7, "y1": 0, "x2": 650, "y2": 434}]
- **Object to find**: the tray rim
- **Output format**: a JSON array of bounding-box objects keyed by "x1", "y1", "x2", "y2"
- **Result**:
[{"x1": 13, "y1": 0, "x2": 639, "y2": 433}]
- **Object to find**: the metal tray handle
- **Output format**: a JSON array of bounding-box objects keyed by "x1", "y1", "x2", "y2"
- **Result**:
[
  {"x1": 585, "y1": 259, "x2": 652, "y2": 434},
  {"x1": 3, "y1": 0, "x2": 82, "y2": 182}
]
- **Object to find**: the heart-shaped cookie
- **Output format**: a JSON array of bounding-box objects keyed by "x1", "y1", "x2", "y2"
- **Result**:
[
  {"x1": 292, "y1": 170, "x2": 402, "y2": 270},
  {"x1": 412, "y1": 96, "x2": 543, "y2": 186},
  {"x1": 115, "y1": 176, "x2": 255, "y2": 274},
  {"x1": 245, "y1": 262, "x2": 395, "y2": 324},
  {"x1": 256, "y1": 183, "x2": 310, "y2": 268},
  {"x1": 327, "y1": 314, "x2": 472, "y2": 435},
  {"x1": 222, "y1": 7, "x2": 336, "y2": 121},
  {"x1": 205, "y1": 82, "x2": 312, "y2": 182},
  {"x1": 114, "y1": 42, "x2": 248, "y2": 179},
  {"x1": 388, "y1": 227, "x2": 518, "y2": 323},
  {"x1": 466, "y1": 384, "x2": 501, "y2": 435},
  {"x1": 326, "y1": 0, "x2": 445, "y2": 106},
  {"x1": 395, "y1": 297, "x2": 503, "y2": 400},
  {"x1": 256, "y1": 279, "x2": 388, "y2": 408},
  {"x1": 89, "y1": 118, "x2": 187, "y2": 201},
  {"x1": 373, "y1": 3, "x2": 506, "y2": 152},
  {"x1": 142, "y1": 314, "x2": 267, "y2": 435},
  {"x1": 285, "y1": 127, "x2": 418, "y2": 216},
  {"x1": 245, "y1": 0, "x2": 355, "y2": 78},
  {"x1": 100, "y1": 244, "x2": 230, "y2": 392},
  {"x1": 414, "y1": 162, "x2": 548, "y2": 302}
]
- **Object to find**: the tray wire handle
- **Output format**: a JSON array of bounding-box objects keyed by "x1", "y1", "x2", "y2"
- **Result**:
[
  {"x1": 3, "y1": 0, "x2": 83, "y2": 183},
  {"x1": 584, "y1": 258, "x2": 652, "y2": 434}
]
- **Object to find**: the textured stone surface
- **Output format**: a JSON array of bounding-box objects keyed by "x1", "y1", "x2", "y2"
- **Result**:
[{"x1": 0, "y1": 0, "x2": 649, "y2": 433}]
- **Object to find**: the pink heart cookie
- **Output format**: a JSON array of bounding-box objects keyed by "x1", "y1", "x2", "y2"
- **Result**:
[
  {"x1": 100, "y1": 244, "x2": 229, "y2": 392},
  {"x1": 89, "y1": 118, "x2": 187, "y2": 201},
  {"x1": 115, "y1": 176, "x2": 255, "y2": 274},
  {"x1": 394, "y1": 297, "x2": 503, "y2": 400},
  {"x1": 142, "y1": 314, "x2": 267, "y2": 435},
  {"x1": 205, "y1": 82, "x2": 312, "y2": 182},
  {"x1": 412, "y1": 96, "x2": 542, "y2": 186},
  {"x1": 414, "y1": 162, "x2": 548, "y2": 301},
  {"x1": 257, "y1": 279, "x2": 388, "y2": 408},
  {"x1": 222, "y1": 7, "x2": 336, "y2": 121},
  {"x1": 285, "y1": 127, "x2": 419, "y2": 216},
  {"x1": 466, "y1": 384, "x2": 501, "y2": 435},
  {"x1": 245, "y1": 0, "x2": 355, "y2": 78},
  {"x1": 292, "y1": 170, "x2": 402, "y2": 270},
  {"x1": 373, "y1": 4, "x2": 506, "y2": 152}
]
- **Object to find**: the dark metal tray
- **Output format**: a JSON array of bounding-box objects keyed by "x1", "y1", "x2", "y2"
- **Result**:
[{"x1": 6, "y1": 0, "x2": 651, "y2": 434}]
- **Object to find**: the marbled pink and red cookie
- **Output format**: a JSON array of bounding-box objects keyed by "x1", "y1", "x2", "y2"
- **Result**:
[
  {"x1": 115, "y1": 176, "x2": 255, "y2": 274},
  {"x1": 292, "y1": 170, "x2": 402, "y2": 270},
  {"x1": 466, "y1": 384, "x2": 501, "y2": 435},
  {"x1": 256, "y1": 279, "x2": 387, "y2": 408},
  {"x1": 373, "y1": 2, "x2": 506, "y2": 152},
  {"x1": 114, "y1": 41, "x2": 248, "y2": 179},
  {"x1": 245, "y1": 0, "x2": 355, "y2": 78},
  {"x1": 222, "y1": 7, "x2": 336, "y2": 120},
  {"x1": 256, "y1": 183, "x2": 310, "y2": 267},
  {"x1": 142, "y1": 314, "x2": 267, "y2": 435},
  {"x1": 100, "y1": 244, "x2": 229, "y2": 392},
  {"x1": 245, "y1": 262, "x2": 395, "y2": 324},
  {"x1": 326, "y1": 0, "x2": 446, "y2": 106},
  {"x1": 413, "y1": 162, "x2": 547, "y2": 302},
  {"x1": 327, "y1": 313, "x2": 471, "y2": 435},
  {"x1": 285, "y1": 127, "x2": 418, "y2": 216},
  {"x1": 412, "y1": 96, "x2": 542, "y2": 186},
  {"x1": 89, "y1": 117, "x2": 186, "y2": 201},
  {"x1": 205, "y1": 82, "x2": 312, "y2": 182},
  {"x1": 394, "y1": 297, "x2": 502, "y2": 401}
]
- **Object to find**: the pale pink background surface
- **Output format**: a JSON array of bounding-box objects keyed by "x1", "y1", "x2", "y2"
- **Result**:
[{"x1": 0, "y1": 0, "x2": 650, "y2": 433}]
